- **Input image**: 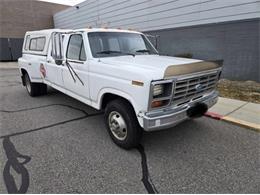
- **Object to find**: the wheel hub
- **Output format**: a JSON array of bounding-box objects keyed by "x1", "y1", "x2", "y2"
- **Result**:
[{"x1": 108, "y1": 111, "x2": 127, "y2": 141}]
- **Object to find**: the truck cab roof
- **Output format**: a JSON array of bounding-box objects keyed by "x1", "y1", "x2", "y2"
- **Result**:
[
  {"x1": 22, "y1": 28, "x2": 143, "y2": 56},
  {"x1": 25, "y1": 28, "x2": 141, "y2": 35}
]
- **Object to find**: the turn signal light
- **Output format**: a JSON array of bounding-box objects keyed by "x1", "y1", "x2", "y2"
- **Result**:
[{"x1": 151, "y1": 100, "x2": 163, "y2": 108}]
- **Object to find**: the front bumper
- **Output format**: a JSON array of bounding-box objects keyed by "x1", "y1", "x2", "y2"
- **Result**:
[{"x1": 143, "y1": 91, "x2": 219, "y2": 131}]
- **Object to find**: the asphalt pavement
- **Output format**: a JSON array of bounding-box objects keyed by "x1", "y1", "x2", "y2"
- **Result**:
[{"x1": 0, "y1": 68, "x2": 259, "y2": 193}]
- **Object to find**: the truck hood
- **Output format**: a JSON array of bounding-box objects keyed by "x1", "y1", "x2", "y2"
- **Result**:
[{"x1": 99, "y1": 55, "x2": 221, "y2": 80}]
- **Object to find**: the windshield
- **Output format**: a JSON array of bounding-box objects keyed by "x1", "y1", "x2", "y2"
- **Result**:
[{"x1": 88, "y1": 32, "x2": 158, "y2": 58}]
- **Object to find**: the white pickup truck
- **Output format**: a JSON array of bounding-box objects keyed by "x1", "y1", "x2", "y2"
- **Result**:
[{"x1": 18, "y1": 28, "x2": 222, "y2": 149}]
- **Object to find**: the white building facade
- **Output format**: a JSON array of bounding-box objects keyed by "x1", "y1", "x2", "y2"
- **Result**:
[{"x1": 54, "y1": 0, "x2": 260, "y2": 81}]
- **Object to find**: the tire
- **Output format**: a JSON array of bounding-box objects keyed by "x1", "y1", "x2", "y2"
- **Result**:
[
  {"x1": 24, "y1": 73, "x2": 47, "y2": 97},
  {"x1": 104, "y1": 99, "x2": 143, "y2": 149}
]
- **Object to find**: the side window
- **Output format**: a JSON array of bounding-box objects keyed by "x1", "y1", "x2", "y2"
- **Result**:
[
  {"x1": 67, "y1": 34, "x2": 86, "y2": 61},
  {"x1": 24, "y1": 35, "x2": 30, "y2": 50},
  {"x1": 37, "y1": 37, "x2": 45, "y2": 51},
  {"x1": 29, "y1": 37, "x2": 46, "y2": 51},
  {"x1": 80, "y1": 42, "x2": 86, "y2": 61},
  {"x1": 29, "y1": 38, "x2": 37, "y2": 50}
]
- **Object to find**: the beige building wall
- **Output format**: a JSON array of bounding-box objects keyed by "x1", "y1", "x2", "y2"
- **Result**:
[{"x1": 0, "y1": 0, "x2": 69, "y2": 38}]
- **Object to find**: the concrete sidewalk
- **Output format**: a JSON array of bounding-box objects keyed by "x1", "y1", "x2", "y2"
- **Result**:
[
  {"x1": 0, "y1": 62, "x2": 18, "y2": 69},
  {"x1": 206, "y1": 97, "x2": 260, "y2": 131}
]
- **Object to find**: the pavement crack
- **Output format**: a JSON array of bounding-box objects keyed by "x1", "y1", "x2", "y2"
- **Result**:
[
  {"x1": 0, "y1": 104, "x2": 103, "y2": 139},
  {"x1": 3, "y1": 137, "x2": 31, "y2": 194},
  {"x1": 225, "y1": 102, "x2": 249, "y2": 116},
  {"x1": 136, "y1": 144, "x2": 158, "y2": 194},
  {"x1": 0, "y1": 116, "x2": 87, "y2": 139},
  {"x1": 1, "y1": 104, "x2": 103, "y2": 193},
  {"x1": 0, "y1": 103, "x2": 90, "y2": 116},
  {"x1": 0, "y1": 113, "x2": 103, "y2": 139}
]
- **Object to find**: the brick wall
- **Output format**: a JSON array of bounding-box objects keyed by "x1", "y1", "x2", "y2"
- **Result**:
[{"x1": 0, "y1": 0, "x2": 69, "y2": 61}]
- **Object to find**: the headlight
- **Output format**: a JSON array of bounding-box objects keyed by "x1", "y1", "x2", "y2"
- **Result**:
[
  {"x1": 153, "y1": 84, "x2": 164, "y2": 97},
  {"x1": 150, "y1": 81, "x2": 173, "y2": 109}
]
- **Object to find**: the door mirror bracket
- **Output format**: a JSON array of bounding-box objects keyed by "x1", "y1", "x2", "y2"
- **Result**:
[{"x1": 52, "y1": 32, "x2": 64, "y2": 65}]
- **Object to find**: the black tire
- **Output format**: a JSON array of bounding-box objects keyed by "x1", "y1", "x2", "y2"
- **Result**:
[
  {"x1": 104, "y1": 99, "x2": 143, "y2": 149},
  {"x1": 39, "y1": 83, "x2": 47, "y2": 96},
  {"x1": 24, "y1": 73, "x2": 47, "y2": 97}
]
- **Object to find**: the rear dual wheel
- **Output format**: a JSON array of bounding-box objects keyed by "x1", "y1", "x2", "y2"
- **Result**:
[{"x1": 24, "y1": 73, "x2": 47, "y2": 97}]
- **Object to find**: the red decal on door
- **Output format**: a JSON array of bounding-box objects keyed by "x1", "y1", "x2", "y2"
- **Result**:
[{"x1": 40, "y1": 64, "x2": 46, "y2": 78}]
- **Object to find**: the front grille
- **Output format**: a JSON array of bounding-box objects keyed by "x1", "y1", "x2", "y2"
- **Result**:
[{"x1": 172, "y1": 72, "x2": 219, "y2": 106}]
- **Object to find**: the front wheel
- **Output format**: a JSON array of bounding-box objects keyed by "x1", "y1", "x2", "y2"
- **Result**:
[{"x1": 104, "y1": 99, "x2": 143, "y2": 149}]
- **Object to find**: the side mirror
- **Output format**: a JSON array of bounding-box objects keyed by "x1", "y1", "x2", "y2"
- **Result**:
[
  {"x1": 145, "y1": 34, "x2": 160, "y2": 50},
  {"x1": 52, "y1": 32, "x2": 64, "y2": 65},
  {"x1": 55, "y1": 59, "x2": 63, "y2": 65}
]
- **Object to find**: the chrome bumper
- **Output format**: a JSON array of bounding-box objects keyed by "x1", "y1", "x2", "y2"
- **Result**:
[{"x1": 143, "y1": 91, "x2": 219, "y2": 131}]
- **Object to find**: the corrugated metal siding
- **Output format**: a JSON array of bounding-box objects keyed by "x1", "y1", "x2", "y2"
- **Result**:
[
  {"x1": 0, "y1": 38, "x2": 23, "y2": 61},
  {"x1": 146, "y1": 19, "x2": 260, "y2": 82},
  {"x1": 54, "y1": 0, "x2": 260, "y2": 31},
  {"x1": 258, "y1": 19, "x2": 260, "y2": 80}
]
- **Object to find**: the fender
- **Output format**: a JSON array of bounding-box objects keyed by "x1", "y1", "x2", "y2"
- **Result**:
[
  {"x1": 94, "y1": 88, "x2": 144, "y2": 127},
  {"x1": 20, "y1": 67, "x2": 43, "y2": 83},
  {"x1": 95, "y1": 88, "x2": 137, "y2": 111}
]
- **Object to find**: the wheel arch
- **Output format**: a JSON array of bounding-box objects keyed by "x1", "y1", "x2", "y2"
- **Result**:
[
  {"x1": 97, "y1": 89, "x2": 144, "y2": 128},
  {"x1": 100, "y1": 92, "x2": 135, "y2": 111}
]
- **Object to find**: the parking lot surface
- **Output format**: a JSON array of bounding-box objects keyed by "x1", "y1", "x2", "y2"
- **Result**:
[{"x1": 0, "y1": 69, "x2": 259, "y2": 193}]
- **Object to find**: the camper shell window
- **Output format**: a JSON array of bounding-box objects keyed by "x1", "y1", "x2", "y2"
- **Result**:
[
  {"x1": 24, "y1": 35, "x2": 30, "y2": 50},
  {"x1": 29, "y1": 37, "x2": 46, "y2": 51}
]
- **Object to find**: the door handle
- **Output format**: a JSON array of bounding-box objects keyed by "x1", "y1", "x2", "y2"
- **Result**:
[{"x1": 28, "y1": 63, "x2": 31, "y2": 66}]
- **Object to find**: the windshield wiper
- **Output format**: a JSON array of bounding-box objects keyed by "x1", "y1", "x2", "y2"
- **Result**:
[
  {"x1": 96, "y1": 50, "x2": 135, "y2": 57},
  {"x1": 65, "y1": 60, "x2": 84, "y2": 86},
  {"x1": 96, "y1": 50, "x2": 120, "y2": 54},
  {"x1": 135, "y1": 49, "x2": 150, "y2": 53},
  {"x1": 135, "y1": 49, "x2": 159, "y2": 55}
]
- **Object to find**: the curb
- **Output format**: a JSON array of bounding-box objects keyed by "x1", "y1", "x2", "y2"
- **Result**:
[
  {"x1": 222, "y1": 116, "x2": 260, "y2": 132},
  {"x1": 205, "y1": 112, "x2": 260, "y2": 132},
  {"x1": 204, "y1": 112, "x2": 223, "y2": 120}
]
